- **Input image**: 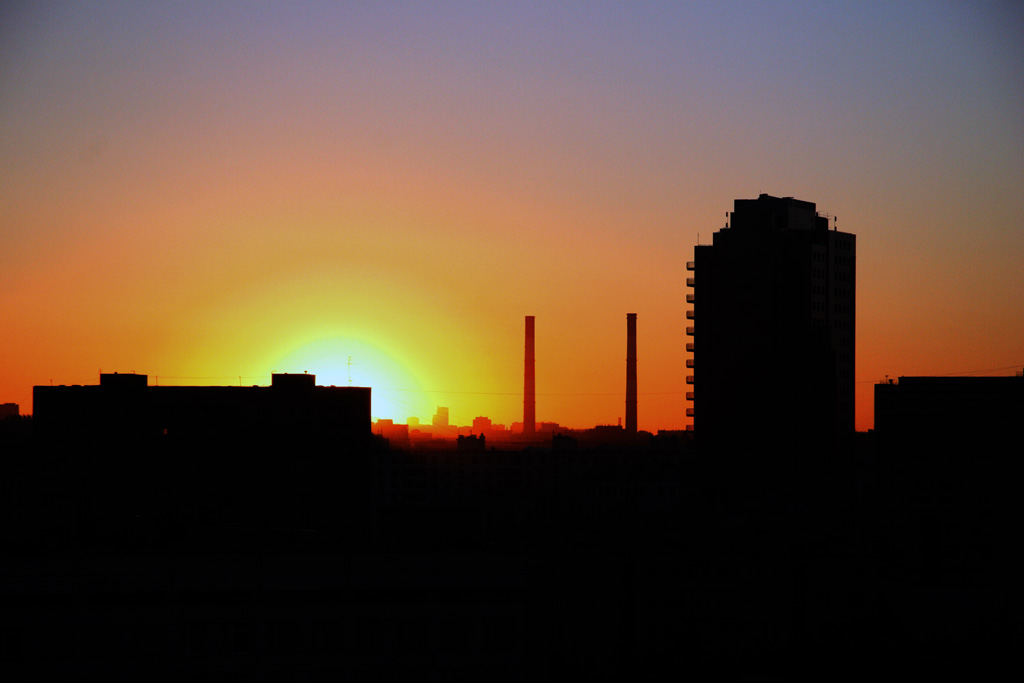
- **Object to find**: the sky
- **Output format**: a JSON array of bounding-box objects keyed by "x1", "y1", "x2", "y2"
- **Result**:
[{"x1": 2, "y1": 1, "x2": 1021, "y2": 431}]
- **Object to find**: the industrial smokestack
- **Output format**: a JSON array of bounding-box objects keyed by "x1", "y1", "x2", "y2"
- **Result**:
[
  {"x1": 626, "y1": 313, "x2": 637, "y2": 434},
  {"x1": 524, "y1": 315, "x2": 536, "y2": 435}
]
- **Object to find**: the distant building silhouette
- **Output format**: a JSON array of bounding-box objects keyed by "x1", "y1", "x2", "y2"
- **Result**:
[
  {"x1": 0, "y1": 403, "x2": 19, "y2": 419},
  {"x1": 471, "y1": 416, "x2": 507, "y2": 438},
  {"x1": 456, "y1": 433, "x2": 486, "y2": 452},
  {"x1": 374, "y1": 418, "x2": 410, "y2": 449},
  {"x1": 431, "y1": 406, "x2": 449, "y2": 428},
  {"x1": 690, "y1": 194, "x2": 855, "y2": 454},
  {"x1": 33, "y1": 372, "x2": 370, "y2": 443}
]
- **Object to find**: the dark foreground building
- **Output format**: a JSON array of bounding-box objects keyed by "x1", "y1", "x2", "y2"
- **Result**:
[
  {"x1": 874, "y1": 373, "x2": 1021, "y2": 532},
  {"x1": 689, "y1": 194, "x2": 855, "y2": 461},
  {"x1": 872, "y1": 374, "x2": 1020, "y2": 651},
  {"x1": 874, "y1": 374, "x2": 1022, "y2": 446},
  {"x1": 33, "y1": 372, "x2": 370, "y2": 444},
  {"x1": 3, "y1": 368, "x2": 1017, "y2": 675}
]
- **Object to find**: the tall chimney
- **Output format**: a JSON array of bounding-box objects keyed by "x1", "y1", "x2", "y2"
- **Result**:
[
  {"x1": 626, "y1": 313, "x2": 637, "y2": 434},
  {"x1": 524, "y1": 315, "x2": 536, "y2": 435}
]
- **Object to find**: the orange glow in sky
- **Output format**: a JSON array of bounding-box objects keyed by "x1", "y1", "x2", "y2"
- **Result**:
[{"x1": 2, "y1": 3, "x2": 1022, "y2": 431}]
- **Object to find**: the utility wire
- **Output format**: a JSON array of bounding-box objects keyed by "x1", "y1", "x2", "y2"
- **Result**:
[
  {"x1": 377, "y1": 389, "x2": 689, "y2": 396},
  {"x1": 106, "y1": 362, "x2": 1024, "y2": 391},
  {"x1": 856, "y1": 363, "x2": 1022, "y2": 383}
]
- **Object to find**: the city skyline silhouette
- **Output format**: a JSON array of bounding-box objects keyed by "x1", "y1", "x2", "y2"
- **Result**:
[
  {"x1": 1, "y1": 3, "x2": 1021, "y2": 675},
  {"x1": 6, "y1": 330, "x2": 1020, "y2": 676},
  {"x1": 2, "y1": 4, "x2": 1021, "y2": 433}
]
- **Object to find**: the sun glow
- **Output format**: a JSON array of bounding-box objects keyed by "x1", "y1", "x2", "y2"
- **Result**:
[{"x1": 271, "y1": 336, "x2": 431, "y2": 422}]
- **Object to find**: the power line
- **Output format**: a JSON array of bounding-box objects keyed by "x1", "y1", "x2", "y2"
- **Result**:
[
  {"x1": 377, "y1": 388, "x2": 690, "y2": 396},
  {"x1": 148, "y1": 376, "x2": 269, "y2": 381},
  {"x1": 931, "y1": 364, "x2": 1022, "y2": 376},
  {"x1": 856, "y1": 363, "x2": 1022, "y2": 383}
]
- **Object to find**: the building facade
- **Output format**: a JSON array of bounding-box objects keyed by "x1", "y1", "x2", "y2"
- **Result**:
[{"x1": 688, "y1": 194, "x2": 855, "y2": 454}]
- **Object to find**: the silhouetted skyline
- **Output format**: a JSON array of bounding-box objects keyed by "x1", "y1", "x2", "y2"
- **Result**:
[
  {"x1": 3, "y1": 4, "x2": 1022, "y2": 675},
  {"x1": 7, "y1": 357, "x2": 1020, "y2": 674},
  {"x1": 3, "y1": 3, "x2": 1021, "y2": 431}
]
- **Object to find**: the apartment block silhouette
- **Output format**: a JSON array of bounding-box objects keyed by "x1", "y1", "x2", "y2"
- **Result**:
[{"x1": 688, "y1": 194, "x2": 855, "y2": 455}]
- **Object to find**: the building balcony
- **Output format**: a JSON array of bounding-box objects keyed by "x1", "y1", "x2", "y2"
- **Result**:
[
  {"x1": 686, "y1": 310, "x2": 695, "y2": 319},
  {"x1": 686, "y1": 375, "x2": 694, "y2": 384},
  {"x1": 686, "y1": 277, "x2": 695, "y2": 287},
  {"x1": 686, "y1": 261, "x2": 695, "y2": 271},
  {"x1": 686, "y1": 342, "x2": 694, "y2": 352},
  {"x1": 686, "y1": 424, "x2": 694, "y2": 431},
  {"x1": 686, "y1": 359, "x2": 694, "y2": 368},
  {"x1": 686, "y1": 408, "x2": 694, "y2": 417},
  {"x1": 686, "y1": 392, "x2": 694, "y2": 400},
  {"x1": 686, "y1": 326, "x2": 695, "y2": 336},
  {"x1": 686, "y1": 293, "x2": 695, "y2": 303}
]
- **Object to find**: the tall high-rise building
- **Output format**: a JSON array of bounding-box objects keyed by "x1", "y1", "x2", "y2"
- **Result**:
[{"x1": 687, "y1": 194, "x2": 855, "y2": 453}]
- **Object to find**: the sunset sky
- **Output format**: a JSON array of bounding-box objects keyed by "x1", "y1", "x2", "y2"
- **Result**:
[{"x1": 2, "y1": 1, "x2": 1021, "y2": 431}]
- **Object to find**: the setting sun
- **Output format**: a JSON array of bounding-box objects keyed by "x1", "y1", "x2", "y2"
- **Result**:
[{"x1": 270, "y1": 336, "x2": 430, "y2": 422}]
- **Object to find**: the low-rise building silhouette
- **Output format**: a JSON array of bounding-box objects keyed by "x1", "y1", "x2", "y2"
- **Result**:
[
  {"x1": 872, "y1": 374, "x2": 1019, "y2": 646},
  {"x1": 874, "y1": 374, "x2": 1022, "y2": 445},
  {"x1": 33, "y1": 372, "x2": 370, "y2": 444}
]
